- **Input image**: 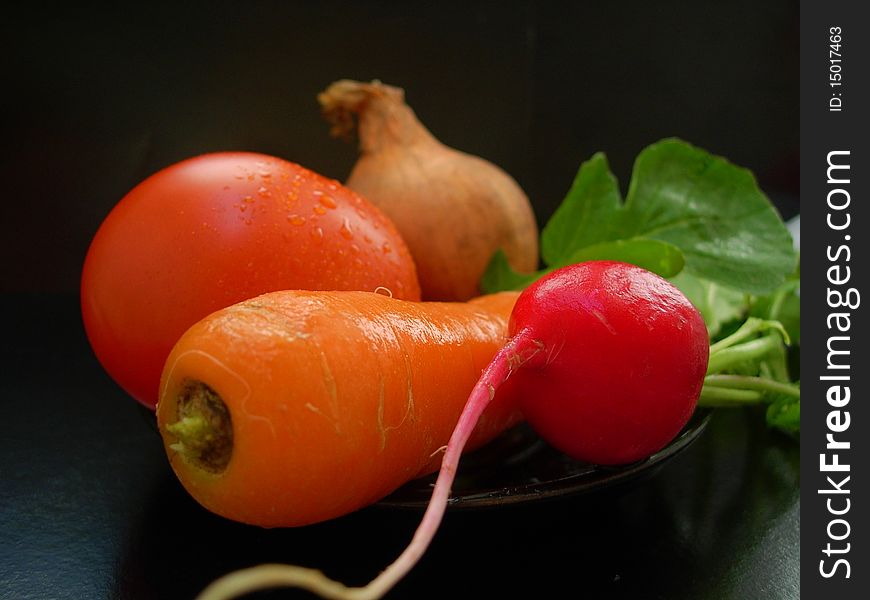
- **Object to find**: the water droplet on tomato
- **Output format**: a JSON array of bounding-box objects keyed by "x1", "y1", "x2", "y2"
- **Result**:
[
  {"x1": 311, "y1": 226, "x2": 324, "y2": 242},
  {"x1": 288, "y1": 214, "x2": 306, "y2": 226},
  {"x1": 339, "y1": 219, "x2": 354, "y2": 240},
  {"x1": 382, "y1": 242, "x2": 392, "y2": 254},
  {"x1": 313, "y1": 205, "x2": 327, "y2": 216},
  {"x1": 319, "y1": 194, "x2": 337, "y2": 209}
]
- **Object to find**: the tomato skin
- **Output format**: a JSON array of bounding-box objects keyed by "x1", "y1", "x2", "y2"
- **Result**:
[{"x1": 81, "y1": 152, "x2": 420, "y2": 409}]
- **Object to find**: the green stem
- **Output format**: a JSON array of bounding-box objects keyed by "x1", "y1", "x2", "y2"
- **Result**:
[
  {"x1": 703, "y1": 375, "x2": 800, "y2": 398},
  {"x1": 766, "y1": 345, "x2": 792, "y2": 383},
  {"x1": 765, "y1": 279, "x2": 799, "y2": 323},
  {"x1": 709, "y1": 317, "x2": 789, "y2": 355},
  {"x1": 768, "y1": 288, "x2": 788, "y2": 322},
  {"x1": 706, "y1": 336, "x2": 781, "y2": 374},
  {"x1": 708, "y1": 318, "x2": 766, "y2": 354},
  {"x1": 698, "y1": 386, "x2": 763, "y2": 406}
]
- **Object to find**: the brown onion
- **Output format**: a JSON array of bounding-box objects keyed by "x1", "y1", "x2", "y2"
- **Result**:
[{"x1": 318, "y1": 79, "x2": 539, "y2": 301}]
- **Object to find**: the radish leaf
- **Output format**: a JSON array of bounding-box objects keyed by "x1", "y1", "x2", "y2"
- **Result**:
[
  {"x1": 482, "y1": 238, "x2": 684, "y2": 292},
  {"x1": 669, "y1": 271, "x2": 748, "y2": 338},
  {"x1": 483, "y1": 138, "x2": 797, "y2": 296}
]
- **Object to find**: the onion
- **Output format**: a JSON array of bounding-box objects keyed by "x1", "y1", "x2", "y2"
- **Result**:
[{"x1": 318, "y1": 79, "x2": 539, "y2": 301}]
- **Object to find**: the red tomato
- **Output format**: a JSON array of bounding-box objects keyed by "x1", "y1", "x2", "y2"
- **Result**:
[{"x1": 81, "y1": 152, "x2": 420, "y2": 409}]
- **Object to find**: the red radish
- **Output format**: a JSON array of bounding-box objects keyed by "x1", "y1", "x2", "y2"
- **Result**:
[
  {"x1": 196, "y1": 261, "x2": 710, "y2": 600},
  {"x1": 505, "y1": 260, "x2": 709, "y2": 465}
]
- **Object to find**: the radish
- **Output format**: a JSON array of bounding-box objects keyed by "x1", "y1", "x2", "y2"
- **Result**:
[
  {"x1": 196, "y1": 261, "x2": 710, "y2": 600},
  {"x1": 505, "y1": 260, "x2": 709, "y2": 465}
]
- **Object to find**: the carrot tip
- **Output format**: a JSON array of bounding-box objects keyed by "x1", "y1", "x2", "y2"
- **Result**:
[{"x1": 165, "y1": 380, "x2": 233, "y2": 474}]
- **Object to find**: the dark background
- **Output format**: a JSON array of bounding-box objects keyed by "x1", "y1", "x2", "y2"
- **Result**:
[
  {"x1": 1, "y1": 0, "x2": 798, "y2": 293},
  {"x1": 1, "y1": 2, "x2": 799, "y2": 599}
]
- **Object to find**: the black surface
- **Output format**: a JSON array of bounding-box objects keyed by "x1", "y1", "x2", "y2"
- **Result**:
[
  {"x1": 1, "y1": 294, "x2": 799, "y2": 599},
  {"x1": 381, "y1": 410, "x2": 713, "y2": 509}
]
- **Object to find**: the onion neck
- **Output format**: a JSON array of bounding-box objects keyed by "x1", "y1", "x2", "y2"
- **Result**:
[{"x1": 319, "y1": 79, "x2": 440, "y2": 154}]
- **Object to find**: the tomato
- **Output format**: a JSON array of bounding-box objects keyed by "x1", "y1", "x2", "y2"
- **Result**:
[{"x1": 81, "y1": 152, "x2": 420, "y2": 409}]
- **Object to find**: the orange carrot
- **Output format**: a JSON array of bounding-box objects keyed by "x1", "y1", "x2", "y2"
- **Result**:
[{"x1": 155, "y1": 289, "x2": 521, "y2": 527}]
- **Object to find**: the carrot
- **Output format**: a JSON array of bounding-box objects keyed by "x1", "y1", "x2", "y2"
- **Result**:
[{"x1": 156, "y1": 289, "x2": 522, "y2": 528}]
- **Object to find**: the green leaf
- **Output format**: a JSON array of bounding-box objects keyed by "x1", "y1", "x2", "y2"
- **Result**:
[
  {"x1": 566, "y1": 239, "x2": 685, "y2": 277},
  {"x1": 620, "y1": 139, "x2": 796, "y2": 294},
  {"x1": 750, "y1": 277, "x2": 800, "y2": 345},
  {"x1": 481, "y1": 239, "x2": 684, "y2": 294},
  {"x1": 540, "y1": 152, "x2": 623, "y2": 264},
  {"x1": 484, "y1": 138, "x2": 798, "y2": 297},
  {"x1": 669, "y1": 271, "x2": 748, "y2": 338},
  {"x1": 480, "y1": 250, "x2": 540, "y2": 292}
]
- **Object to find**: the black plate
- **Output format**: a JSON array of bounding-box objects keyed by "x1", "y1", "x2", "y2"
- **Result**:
[{"x1": 379, "y1": 409, "x2": 713, "y2": 509}]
